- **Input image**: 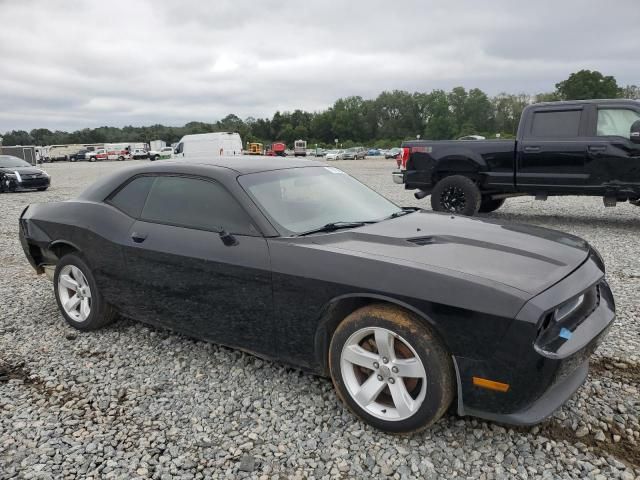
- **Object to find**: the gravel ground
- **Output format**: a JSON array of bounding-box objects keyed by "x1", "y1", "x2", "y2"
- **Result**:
[{"x1": 1, "y1": 158, "x2": 638, "y2": 479}]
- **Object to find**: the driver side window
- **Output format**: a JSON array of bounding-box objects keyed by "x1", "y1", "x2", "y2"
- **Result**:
[{"x1": 597, "y1": 108, "x2": 640, "y2": 138}]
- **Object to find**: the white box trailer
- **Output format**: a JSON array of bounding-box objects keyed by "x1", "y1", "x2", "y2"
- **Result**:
[
  {"x1": 149, "y1": 140, "x2": 166, "y2": 151},
  {"x1": 47, "y1": 144, "x2": 85, "y2": 162},
  {"x1": 174, "y1": 132, "x2": 243, "y2": 158}
]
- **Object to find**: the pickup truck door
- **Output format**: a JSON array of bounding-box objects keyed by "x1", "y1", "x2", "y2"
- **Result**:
[
  {"x1": 516, "y1": 106, "x2": 590, "y2": 191},
  {"x1": 582, "y1": 104, "x2": 640, "y2": 192}
]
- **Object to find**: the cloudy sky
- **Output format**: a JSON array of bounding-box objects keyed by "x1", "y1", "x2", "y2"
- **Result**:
[{"x1": 0, "y1": 0, "x2": 638, "y2": 132}]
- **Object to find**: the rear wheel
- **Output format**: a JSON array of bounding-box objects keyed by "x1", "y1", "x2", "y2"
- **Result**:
[
  {"x1": 431, "y1": 175, "x2": 481, "y2": 216},
  {"x1": 478, "y1": 197, "x2": 506, "y2": 213},
  {"x1": 329, "y1": 304, "x2": 454, "y2": 433},
  {"x1": 54, "y1": 253, "x2": 116, "y2": 331}
]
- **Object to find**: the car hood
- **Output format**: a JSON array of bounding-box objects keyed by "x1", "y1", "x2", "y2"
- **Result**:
[
  {"x1": 0, "y1": 166, "x2": 45, "y2": 175},
  {"x1": 307, "y1": 211, "x2": 590, "y2": 295}
]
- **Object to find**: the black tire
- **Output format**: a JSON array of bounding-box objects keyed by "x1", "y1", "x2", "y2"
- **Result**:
[
  {"x1": 430, "y1": 175, "x2": 481, "y2": 216},
  {"x1": 118, "y1": 156, "x2": 124, "y2": 161},
  {"x1": 478, "y1": 197, "x2": 506, "y2": 213},
  {"x1": 36, "y1": 187, "x2": 48, "y2": 191},
  {"x1": 329, "y1": 304, "x2": 454, "y2": 433},
  {"x1": 53, "y1": 253, "x2": 116, "y2": 331},
  {"x1": 631, "y1": 199, "x2": 640, "y2": 207},
  {"x1": 89, "y1": 157, "x2": 96, "y2": 162}
]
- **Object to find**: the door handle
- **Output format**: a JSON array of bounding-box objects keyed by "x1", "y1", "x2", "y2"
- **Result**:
[
  {"x1": 523, "y1": 146, "x2": 541, "y2": 153},
  {"x1": 131, "y1": 232, "x2": 147, "y2": 243},
  {"x1": 588, "y1": 145, "x2": 607, "y2": 153}
]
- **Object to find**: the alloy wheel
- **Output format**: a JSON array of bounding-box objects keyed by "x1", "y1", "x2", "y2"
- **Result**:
[
  {"x1": 57, "y1": 265, "x2": 92, "y2": 322},
  {"x1": 340, "y1": 327, "x2": 427, "y2": 421},
  {"x1": 440, "y1": 186, "x2": 467, "y2": 212}
]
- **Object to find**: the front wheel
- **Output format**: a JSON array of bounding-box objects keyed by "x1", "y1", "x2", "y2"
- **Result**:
[
  {"x1": 54, "y1": 253, "x2": 116, "y2": 331},
  {"x1": 479, "y1": 197, "x2": 506, "y2": 213},
  {"x1": 329, "y1": 304, "x2": 454, "y2": 433},
  {"x1": 430, "y1": 175, "x2": 481, "y2": 216}
]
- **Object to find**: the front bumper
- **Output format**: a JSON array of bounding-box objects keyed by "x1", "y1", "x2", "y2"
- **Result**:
[{"x1": 455, "y1": 255, "x2": 615, "y2": 425}]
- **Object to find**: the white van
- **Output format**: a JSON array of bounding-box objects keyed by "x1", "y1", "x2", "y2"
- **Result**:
[{"x1": 174, "y1": 132, "x2": 243, "y2": 158}]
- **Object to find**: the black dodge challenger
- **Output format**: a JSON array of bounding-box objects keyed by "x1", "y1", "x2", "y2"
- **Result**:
[{"x1": 19, "y1": 157, "x2": 614, "y2": 432}]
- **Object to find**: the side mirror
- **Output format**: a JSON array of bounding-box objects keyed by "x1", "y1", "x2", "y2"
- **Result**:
[
  {"x1": 219, "y1": 229, "x2": 238, "y2": 246},
  {"x1": 631, "y1": 120, "x2": 640, "y2": 144}
]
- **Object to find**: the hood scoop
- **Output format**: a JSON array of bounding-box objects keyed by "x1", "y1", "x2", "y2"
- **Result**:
[{"x1": 407, "y1": 236, "x2": 436, "y2": 246}]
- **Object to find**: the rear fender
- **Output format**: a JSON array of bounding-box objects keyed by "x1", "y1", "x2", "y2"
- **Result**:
[{"x1": 433, "y1": 148, "x2": 487, "y2": 183}]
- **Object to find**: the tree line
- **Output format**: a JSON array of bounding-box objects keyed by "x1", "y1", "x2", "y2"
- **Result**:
[{"x1": 2, "y1": 70, "x2": 638, "y2": 149}]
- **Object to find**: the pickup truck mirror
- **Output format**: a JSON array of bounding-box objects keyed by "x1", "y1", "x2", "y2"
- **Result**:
[{"x1": 630, "y1": 120, "x2": 640, "y2": 144}]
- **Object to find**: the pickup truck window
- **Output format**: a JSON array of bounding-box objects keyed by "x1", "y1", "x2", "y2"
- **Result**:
[
  {"x1": 530, "y1": 110, "x2": 581, "y2": 138},
  {"x1": 597, "y1": 108, "x2": 640, "y2": 138}
]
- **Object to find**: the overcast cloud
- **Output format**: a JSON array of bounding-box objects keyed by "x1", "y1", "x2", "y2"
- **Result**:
[{"x1": 0, "y1": 0, "x2": 638, "y2": 131}]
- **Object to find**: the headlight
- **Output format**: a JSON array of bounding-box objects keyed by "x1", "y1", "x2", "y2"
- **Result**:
[{"x1": 554, "y1": 294, "x2": 585, "y2": 322}]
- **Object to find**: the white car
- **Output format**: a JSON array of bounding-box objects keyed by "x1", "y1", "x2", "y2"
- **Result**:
[{"x1": 325, "y1": 149, "x2": 345, "y2": 161}]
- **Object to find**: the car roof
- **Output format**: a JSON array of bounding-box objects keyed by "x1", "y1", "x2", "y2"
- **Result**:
[
  {"x1": 532, "y1": 98, "x2": 640, "y2": 108},
  {"x1": 160, "y1": 155, "x2": 326, "y2": 173}
]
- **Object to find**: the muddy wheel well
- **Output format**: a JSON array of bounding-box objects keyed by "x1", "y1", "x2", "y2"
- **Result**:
[
  {"x1": 50, "y1": 242, "x2": 79, "y2": 261},
  {"x1": 314, "y1": 296, "x2": 445, "y2": 376}
]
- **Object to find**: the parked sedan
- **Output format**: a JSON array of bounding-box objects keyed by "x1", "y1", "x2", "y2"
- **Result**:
[
  {"x1": 385, "y1": 147, "x2": 402, "y2": 159},
  {"x1": 19, "y1": 158, "x2": 614, "y2": 432},
  {"x1": 0, "y1": 155, "x2": 50, "y2": 192},
  {"x1": 325, "y1": 149, "x2": 344, "y2": 161}
]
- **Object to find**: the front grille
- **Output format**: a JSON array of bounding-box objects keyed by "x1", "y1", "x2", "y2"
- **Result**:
[{"x1": 20, "y1": 178, "x2": 49, "y2": 187}]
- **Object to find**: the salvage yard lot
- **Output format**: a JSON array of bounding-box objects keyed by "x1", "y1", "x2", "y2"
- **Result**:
[{"x1": 1, "y1": 159, "x2": 639, "y2": 479}]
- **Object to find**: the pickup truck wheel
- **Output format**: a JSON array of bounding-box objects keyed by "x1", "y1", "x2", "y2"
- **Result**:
[
  {"x1": 329, "y1": 304, "x2": 454, "y2": 433},
  {"x1": 479, "y1": 197, "x2": 506, "y2": 213},
  {"x1": 431, "y1": 175, "x2": 481, "y2": 216}
]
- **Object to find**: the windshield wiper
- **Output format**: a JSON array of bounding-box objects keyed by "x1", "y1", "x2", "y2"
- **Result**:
[
  {"x1": 383, "y1": 207, "x2": 419, "y2": 220},
  {"x1": 297, "y1": 221, "x2": 376, "y2": 237}
]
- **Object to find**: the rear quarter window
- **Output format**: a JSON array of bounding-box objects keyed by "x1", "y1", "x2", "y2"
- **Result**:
[
  {"x1": 529, "y1": 110, "x2": 582, "y2": 138},
  {"x1": 107, "y1": 176, "x2": 155, "y2": 218}
]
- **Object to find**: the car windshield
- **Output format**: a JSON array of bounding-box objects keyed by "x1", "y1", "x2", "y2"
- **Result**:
[
  {"x1": 239, "y1": 166, "x2": 401, "y2": 234},
  {"x1": 0, "y1": 156, "x2": 31, "y2": 168}
]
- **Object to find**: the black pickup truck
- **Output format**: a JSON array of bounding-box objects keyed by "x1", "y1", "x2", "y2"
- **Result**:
[{"x1": 393, "y1": 99, "x2": 640, "y2": 215}]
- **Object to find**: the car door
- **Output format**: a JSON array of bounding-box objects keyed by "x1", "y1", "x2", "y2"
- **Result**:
[
  {"x1": 118, "y1": 174, "x2": 274, "y2": 353},
  {"x1": 582, "y1": 104, "x2": 640, "y2": 190},
  {"x1": 516, "y1": 105, "x2": 590, "y2": 190}
]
